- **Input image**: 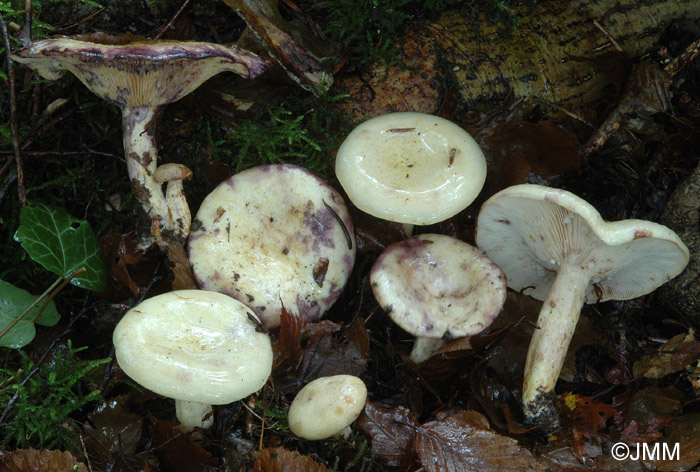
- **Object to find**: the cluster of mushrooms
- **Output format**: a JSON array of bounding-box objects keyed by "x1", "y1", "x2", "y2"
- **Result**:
[{"x1": 12, "y1": 35, "x2": 690, "y2": 435}]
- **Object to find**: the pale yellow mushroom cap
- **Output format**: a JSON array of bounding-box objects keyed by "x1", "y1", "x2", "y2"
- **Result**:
[
  {"x1": 113, "y1": 290, "x2": 272, "y2": 405},
  {"x1": 288, "y1": 375, "x2": 367, "y2": 440},
  {"x1": 335, "y1": 112, "x2": 486, "y2": 225}
]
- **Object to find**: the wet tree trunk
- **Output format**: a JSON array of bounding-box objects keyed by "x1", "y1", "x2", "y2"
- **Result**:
[{"x1": 335, "y1": 0, "x2": 700, "y2": 121}]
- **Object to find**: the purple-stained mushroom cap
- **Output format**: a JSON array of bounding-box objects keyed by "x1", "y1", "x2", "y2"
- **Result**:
[
  {"x1": 476, "y1": 184, "x2": 690, "y2": 429},
  {"x1": 370, "y1": 233, "x2": 506, "y2": 363},
  {"x1": 187, "y1": 164, "x2": 356, "y2": 329},
  {"x1": 11, "y1": 38, "x2": 270, "y2": 249}
]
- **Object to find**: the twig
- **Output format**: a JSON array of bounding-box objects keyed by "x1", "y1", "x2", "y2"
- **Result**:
[
  {"x1": 18, "y1": 0, "x2": 32, "y2": 46},
  {"x1": 0, "y1": 12, "x2": 26, "y2": 209},
  {"x1": 154, "y1": 0, "x2": 192, "y2": 40}
]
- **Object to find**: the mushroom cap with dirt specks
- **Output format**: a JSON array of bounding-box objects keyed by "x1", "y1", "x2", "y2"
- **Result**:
[
  {"x1": 370, "y1": 233, "x2": 506, "y2": 339},
  {"x1": 288, "y1": 375, "x2": 367, "y2": 440},
  {"x1": 475, "y1": 184, "x2": 690, "y2": 303},
  {"x1": 112, "y1": 290, "x2": 272, "y2": 405},
  {"x1": 335, "y1": 112, "x2": 486, "y2": 225},
  {"x1": 187, "y1": 164, "x2": 356, "y2": 329}
]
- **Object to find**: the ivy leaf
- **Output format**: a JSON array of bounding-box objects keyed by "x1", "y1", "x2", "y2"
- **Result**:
[
  {"x1": 0, "y1": 279, "x2": 60, "y2": 349},
  {"x1": 14, "y1": 201, "x2": 108, "y2": 291}
]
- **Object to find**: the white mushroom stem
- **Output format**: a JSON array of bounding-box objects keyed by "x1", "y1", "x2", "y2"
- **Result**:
[
  {"x1": 409, "y1": 337, "x2": 445, "y2": 364},
  {"x1": 175, "y1": 399, "x2": 214, "y2": 431},
  {"x1": 123, "y1": 106, "x2": 190, "y2": 245},
  {"x1": 522, "y1": 262, "x2": 590, "y2": 418}
]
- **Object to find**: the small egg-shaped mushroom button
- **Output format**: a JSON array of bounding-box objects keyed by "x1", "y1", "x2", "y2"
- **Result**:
[
  {"x1": 112, "y1": 290, "x2": 273, "y2": 431},
  {"x1": 335, "y1": 112, "x2": 486, "y2": 234},
  {"x1": 288, "y1": 375, "x2": 367, "y2": 440},
  {"x1": 370, "y1": 233, "x2": 506, "y2": 364},
  {"x1": 476, "y1": 184, "x2": 689, "y2": 431},
  {"x1": 188, "y1": 164, "x2": 355, "y2": 329}
]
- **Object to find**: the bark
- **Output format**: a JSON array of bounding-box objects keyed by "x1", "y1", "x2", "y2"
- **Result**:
[{"x1": 335, "y1": 0, "x2": 700, "y2": 121}]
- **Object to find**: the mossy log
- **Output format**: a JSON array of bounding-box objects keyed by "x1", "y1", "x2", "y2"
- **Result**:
[{"x1": 335, "y1": 0, "x2": 700, "y2": 120}]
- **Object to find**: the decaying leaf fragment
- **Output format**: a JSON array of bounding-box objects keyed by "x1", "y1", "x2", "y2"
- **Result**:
[
  {"x1": 633, "y1": 330, "x2": 700, "y2": 379},
  {"x1": 250, "y1": 447, "x2": 330, "y2": 472},
  {"x1": 0, "y1": 449, "x2": 86, "y2": 472},
  {"x1": 355, "y1": 402, "x2": 420, "y2": 469},
  {"x1": 415, "y1": 410, "x2": 543, "y2": 472}
]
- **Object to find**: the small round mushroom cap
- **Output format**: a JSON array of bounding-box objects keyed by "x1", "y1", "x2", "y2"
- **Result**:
[
  {"x1": 475, "y1": 184, "x2": 690, "y2": 303},
  {"x1": 188, "y1": 164, "x2": 355, "y2": 329},
  {"x1": 335, "y1": 112, "x2": 486, "y2": 225},
  {"x1": 370, "y1": 233, "x2": 506, "y2": 340},
  {"x1": 288, "y1": 375, "x2": 367, "y2": 440},
  {"x1": 112, "y1": 290, "x2": 273, "y2": 405}
]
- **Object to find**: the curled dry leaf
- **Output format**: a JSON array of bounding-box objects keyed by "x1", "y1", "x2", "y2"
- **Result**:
[
  {"x1": 415, "y1": 410, "x2": 543, "y2": 472},
  {"x1": 150, "y1": 420, "x2": 217, "y2": 472},
  {"x1": 0, "y1": 449, "x2": 86, "y2": 472},
  {"x1": 633, "y1": 330, "x2": 700, "y2": 379},
  {"x1": 250, "y1": 447, "x2": 330, "y2": 472},
  {"x1": 354, "y1": 402, "x2": 420, "y2": 470}
]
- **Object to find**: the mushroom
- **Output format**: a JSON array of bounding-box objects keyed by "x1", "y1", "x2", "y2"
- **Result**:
[
  {"x1": 187, "y1": 164, "x2": 355, "y2": 329},
  {"x1": 112, "y1": 289, "x2": 273, "y2": 431},
  {"x1": 335, "y1": 112, "x2": 486, "y2": 235},
  {"x1": 287, "y1": 375, "x2": 367, "y2": 440},
  {"x1": 11, "y1": 37, "x2": 269, "y2": 253},
  {"x1": 370, "y1": 233, "x2": 506, "y2": 364},
  {"x1": 475, "y1": 184, "x2": 689, "y2": 427}
]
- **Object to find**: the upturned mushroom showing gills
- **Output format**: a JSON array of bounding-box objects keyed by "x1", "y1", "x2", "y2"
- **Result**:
[
  {"x1": 11, "y1": 38, "x2": 269, "y2": 251},
  {"x1": 187, "y1": 164, "x2": 355, "y2": 329},
  {"x1": 335, "y1": 112, "x2": 486, "y2": 234},
  {"x1": 370, "y1": 233, "x2": 506, "y2": 364},
  {"x1": 288, "y1": 375, "x2": 367, "y2": 440},
  {"x1": 475, "y1": 184, "x2": 689, "y2": 429},
  {"x1": 112, "y1": 290, "x2": 273, "y2": 431}
]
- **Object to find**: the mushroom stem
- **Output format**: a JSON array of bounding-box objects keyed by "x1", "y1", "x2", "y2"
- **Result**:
[
  {"x1": 409, "y1": 337, "x2": 445, "y2": 364},
  {"x1": 522, "y1": 262, "x2": 589, "y2": 422},
  {"x1": 175, "y1": 399, "x2": 214, "y2": 431},
  {"x1": 122, "y1": 106, "x2": 190, "y2": 245}
]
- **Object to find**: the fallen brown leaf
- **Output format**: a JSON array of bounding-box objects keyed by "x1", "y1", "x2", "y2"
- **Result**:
[
  {"x1": 0, "y1": 449, "x2": 86, "y2": 472},
  {"x1": 415, "y1": 410, "x2": 543, "y2": 472},
  {"x1": 355, "y1": 402, "x2": 420, "y2": 470},
  {"x1": 150, "y1": 420, "x2": 217, "y2": 472},
  {"x1": 250, "y1": 447, "x2": 330, "y2": 472}
]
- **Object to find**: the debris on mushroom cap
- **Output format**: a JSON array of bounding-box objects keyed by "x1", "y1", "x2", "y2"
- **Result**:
[
  {"x1": 475, "y1": 184, "x2": 690, "y2": 304},
  {"x1": 335, "y1": 112, "x2": 486, "y2": 225},
  {"x1": 112, "y1": 290, "x2": 273, "y2": 405},
  {"x1": 187, "y1": 164, "x2": 356, "y2": 329},
  {"x1": 288, "y1": 375, "x2": 367, "y2": 440},
  {"x1": 11, "y1": 38, "x2": 270, "y2": 109},
  {"x1": 370, "y1": 233, "x2": 506, "y2": 340}
]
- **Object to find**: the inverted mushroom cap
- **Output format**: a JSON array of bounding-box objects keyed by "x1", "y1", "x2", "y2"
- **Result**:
[
  {"x1": 370, "y1": 233, "x2": 506, "y2": 339},
  {"x1": 288, "y1": 375, "x2": 367, "y2": 440},
  {"x1": 187, "y1": 164, "x2": 355, "y2": 329},
  {"x1": 11, "y1": 38, "x2": 270, "y2": 109},
  {"x1": 112, "y1": 290, "x2": 272, "y2": 405},
  {"x1": 335, "y1": 112, "x2": 486, "y2": 225},
  {"x1": 475, "y1": 184, "x2": 690, "y2": 303}
]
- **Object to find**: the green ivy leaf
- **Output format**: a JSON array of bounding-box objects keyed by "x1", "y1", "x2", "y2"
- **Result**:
[
  {"x1": 13, "y1": 202, "x2": 108, "y2": 291},
  {"x1": 0, "y1": 280, "x2": 60, "y2": 349}
]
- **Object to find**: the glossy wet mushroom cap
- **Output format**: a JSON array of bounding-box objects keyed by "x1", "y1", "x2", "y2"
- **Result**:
[
  {"x1": 112, "y1": 289, "x2": 273, "y2": 430},
  {"x1": 288, "y1": 375, "x2": 367, "y2": 440},
  {"x1": 335, "y1": 112, "x2": 486, "y2": 226},
  {"x1": 370, "y1": 233, "x2": 506, "y2": 363},
  {"x1": 187, "y1": 164, "x2": 355, "y2": 329},
  {"x1": 476, "y1": 184, "x2": 689, "y2": 427}
]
